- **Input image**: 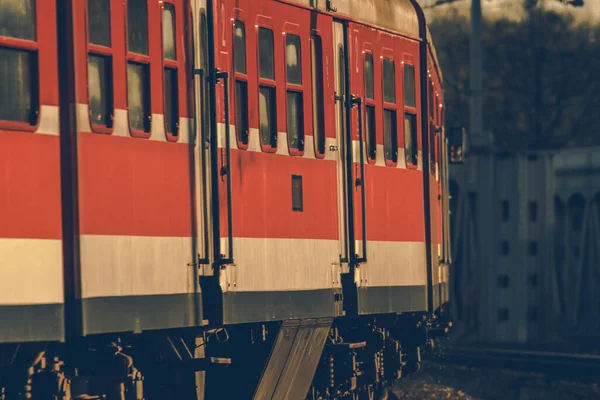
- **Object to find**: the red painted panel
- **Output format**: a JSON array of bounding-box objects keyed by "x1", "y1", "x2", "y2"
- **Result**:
[
  {"x1": 0, "y1": 132, "x2": 62, "y2": 239},
  {"x1": 77, "y1": 133, "x2": 193, "y2": 237},
  {"x1": 356, "y1": 165, "x2": 425, "y2": 242},
  {"x1": 221, "y1": 150, "x2": 339, "y2": 240}
]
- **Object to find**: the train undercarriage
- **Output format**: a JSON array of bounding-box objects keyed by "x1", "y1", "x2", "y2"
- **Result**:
[{"x1": 0, "y1": 312, "x2": 451, "y2": 400}]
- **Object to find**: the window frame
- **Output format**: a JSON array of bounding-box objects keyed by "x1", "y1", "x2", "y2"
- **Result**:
[
  {"x1": 85, "y1": 0, "x2": 115, "y2": 135},
  {"x1": 283, "y1": 26, "x2": 305, "y2": 156},
  {"x1": 0, "y1": 29, "x2": 40, "y2": 132},
  {"x1": 232, "y1": 17, "x2": 249, "y2": 150},
  {"x1": 402, "y1": 56, "x2": 419, "y2": 169},
  {"x1": 125, "y1": 0, "x2": 152, "y2": 138},
  {"x1": 310, "y1": 32, "x2": 326, "y2": 159},
  {"x1": 161, "y1": 0, "x2": 181, "y2": 142},
  {"x1": 381, "y1": 50, "x2": 398, "y2": 167},
  {"x1": 256, "y1": 22, "x2": 278, "y2": 153},
  {"x1": 363, "y1": 47, "x2": 377, "y2": 164}
]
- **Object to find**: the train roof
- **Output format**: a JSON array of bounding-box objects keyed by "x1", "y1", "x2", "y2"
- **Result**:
[
  {"x1": 287, "y1": 0, "x2": 442, "y2": 83},
  {"x1": 290, "y1": 0, "x2": 419, "y2": 38}
]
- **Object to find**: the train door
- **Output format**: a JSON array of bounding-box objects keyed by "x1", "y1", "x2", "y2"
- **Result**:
[
  {"x1": 333, "y1": 21, "x2": 350, "y2": 266},
  {"x1": 191, "y1": 0, "x2": 212, "y2": 272}
]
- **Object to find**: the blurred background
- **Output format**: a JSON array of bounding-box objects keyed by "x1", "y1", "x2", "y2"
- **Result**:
[{"x1": 421, "y1": 0, "x2": 600, "y2": 350}]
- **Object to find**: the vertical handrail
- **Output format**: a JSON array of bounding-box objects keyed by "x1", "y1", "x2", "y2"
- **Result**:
[
  {"x1": 352, "y1": 95, "x2": 367, "y2": 264},
  {"x1": 216, "y1": 71, "x2": 234, "y2": 265}
]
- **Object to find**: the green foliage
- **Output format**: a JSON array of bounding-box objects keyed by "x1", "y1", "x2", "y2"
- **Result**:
[{"x1": 430, "y1": 8, "x2": 600, "y2": 152}]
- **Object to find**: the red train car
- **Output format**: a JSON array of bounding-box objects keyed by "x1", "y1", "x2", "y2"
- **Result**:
[{"x1": 0, "y1": 0, "x2": 458, "y2": 398}]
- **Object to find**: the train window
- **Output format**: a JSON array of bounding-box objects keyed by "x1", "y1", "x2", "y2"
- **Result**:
[
  {"x1": 0, "y1": 0, "x2": 36, "y2": 40},
  {"x1": 364, "y1": 53, "x2": 376, "y2": 160},
  {"x1": 383, "y1": 59, "x2": 395, "y2": 104},
  {"x1": 87, "y1": 0, "x2": 114, "y2": 129},
  {"x1": 383, "y1": 58, "x2": 397, "y2": 164},
  {"x1": 163, "y1": 3, "x2": 178, "y2": 136},
  {"x1": 128, "y1": 0, "x2": 148, "y2": 55},
  {"x1": 0, "y1": 0, "x2": 39, "y2": 126},
  {"x1": 164, "y1": 68, "x2": 178, "y2": 135},
  {"x1": 259, "y1": 28, "x2": 275, "y2": 80},
  {"x1": 234, "y1": 21, "x2": 246, "y2": 74},
  {"x1": 259, "y1": 87, "x2": 276, "y2": 148},
  {"x1": 286, "y1": 34, "x2": 302, "y2": 85},
  {"x1": 404, "y1": 63, "x2": 416, "y2": 108},
  {"x1": 365, "y1": 54, "x2": 374, "y2": 100},
  {"x1": 311, "y1": 35, "x2": 325, "y2": 157},
  {"x1": 366, "y1": 106, "x2": 376, "y2": 160},
  {"x1": 529, "y1": 201, "x2": 538, "y2": 222},
  {"x1": 383, "y1": 110, "x2": 397, "y2": 163},
  {"x1": 501, "y1": 200, "x2": 510, "y2": 221},
  {"x1": 127, "y1": 0, "x2": 150, "y2": 134},
  {"x1": 88, "y1": 55, "x2": 113, "y2": 127},
  {"x1": 88, "y1": 0, "x2": 111, "y2": 47},
  {"x1": 163, "y1": 3, "x2": 176, "y2": 61},
  {"x1": 286, "y1": 34, "x2": 304, "y2": 152},
  {"x1": 404, "y1": 112, "x2": 418, "y2": 165},
  {"x1": 234, "y1": 21, "x2": 248, "y2": 146},
  {"x1": 258, "y1": 27, "x2": 276, "y2": 149}
]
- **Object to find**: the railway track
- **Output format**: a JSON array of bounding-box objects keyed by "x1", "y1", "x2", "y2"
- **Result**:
[{"x1": 435, "y1": 345, "x2": 600, "y2": 378}]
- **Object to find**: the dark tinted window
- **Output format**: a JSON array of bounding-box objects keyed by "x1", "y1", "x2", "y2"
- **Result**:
[
  {"x1": 0, "y1": 0, "x2": 36, "y2": 40},
  {"x1": 0, "y1": 48, "x2": 38, "y2": 124},
  {"x1": 384, "y1": 110, "x2": 397, "y2": 163},
  {"x1": 234, "y1": 21, "x2": 246, "y2": 74},
  {"x1": 311, "y1": 36, "x2": 325, "y2": 156},
  {"x1": 404, "y1": 113, "x2": 417, "y2": 165},
  {"x1": 164, "y1": 67, "x2": 178, "y2": 134},
  {"x1": 383, "y1": 58, "x2": 395, "y2": 104},
  {"x1": 365, "y1": 53, "x2": 374, "y2": 100},
  {"x1": 366, "y1": 105, "x2": 376, "y2": 160},
  {"x1": 259, "y1": 28, "x2": 274, "y2": 80},
  {"x1": 404, "y1": 63, "x2": 416, "y2": 107},
  {"x1": 88, "y1": 55, "x2": 112, "y2": 126},
  {"x1": 128, "y1": 0, "x2": 148, "y2": 55},
  {"x1": 127, "y1": 62, "x2": 150, "y2": 131},
  {"x1": 236, "y1": 81, "x2": 249, "y2": 145},
  {"x1": 88, "y1": 0, "x2": 111, "y2": 47},
  {"x1": 286, "y1": 34, "x2": 302, "y2": 85},
  {"x1": 287, "y1": 91, "x2": 303, "y2": 151},
  {"x1": 163, "y1": 3, "x2": 176, "y2": 60},
  {"x1": 259, "y1": 86, "x2": 276, "y2": 147},
  {"x1": 529, "y1": 201, "x2": 538, "y2": 222}
]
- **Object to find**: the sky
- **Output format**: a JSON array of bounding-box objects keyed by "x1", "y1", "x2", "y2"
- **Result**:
[{"x1": 418, "y1": 0, "x2": 600, "y2": 23}]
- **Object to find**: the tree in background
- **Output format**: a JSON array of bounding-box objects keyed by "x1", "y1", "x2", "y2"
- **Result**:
[{"x1": 430, "y1": 5, "x2": 600, "y2": 152}]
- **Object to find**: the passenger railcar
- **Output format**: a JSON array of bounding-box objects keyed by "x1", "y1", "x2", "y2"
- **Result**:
[{"x1": 0, "y1": 0, "x2": 454, "y2": 398}]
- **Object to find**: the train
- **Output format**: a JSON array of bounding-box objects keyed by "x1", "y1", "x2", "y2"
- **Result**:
[{"x1": 0, "y1": 0, "x2": 463, "y2": 398}]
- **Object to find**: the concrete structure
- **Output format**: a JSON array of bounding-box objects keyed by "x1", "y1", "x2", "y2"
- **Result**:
[{"x1": 450, "y1": 146, "x2": 600, "y2": 344}]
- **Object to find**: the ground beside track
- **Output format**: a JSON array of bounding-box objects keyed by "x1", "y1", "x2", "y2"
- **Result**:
[{"x1": 389, "y1": 361, "x2": 600, "y2": 399}]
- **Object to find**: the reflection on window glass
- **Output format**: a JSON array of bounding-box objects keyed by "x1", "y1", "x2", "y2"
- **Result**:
[
  {"x1": 287, "y1": 91, "x2": 303, "y2": 151},
  {"x1": 258, "y1": 28, "x2": 274, "y2": 80},
  {"x1": 404, "y1": 64, "x2": 416, "y2": 108},
  {"x1": 383, "y1": 58, "x2": 395, "y2": 104},
  {"x1": 127, "y1": 62, "x2": 149, "y2": 131},
  {"x1": 365, "y1": 53, "x2": 374, "y2": 100},
  {"x1": 405, "y1": 112, "x2": 417, "y2": 165},
  {"x1": 0, "y1": 48, "x2": 37, "y2": 124},
  {"x1": 0, "y1": 0, "x2": 36, "y2": 40},
  {"x1": 235, "y1": 80, "x2": 249, "y2": 145},
  {"x1": 164, "y1": 67, "x2": 178, "y2": 135},
  {"x1": 366, "y1": 105, "x2": 376, "y2": 160},
  {"x1": 285, "y1": 34, "x2": 302, "y2": 84},
  {"x1": 311, "y1": 36, "x2": 325, "y2": 155},
  {"x1": 234, "y1": 21, "x2": 246, "y2": 74},
  {"x1": 259, "y1": 86, "x2": 276, "y2": 147},
  {"x1": 384, "y1": 109, "x2": 397, "y2": 163},
  {"x1": 88, "y1": 0, "x2": 111, "y2": 46},
  {"x1": 163, "y1": 3, "x2": 176, "y2": 60},
  {"x1": 88, "y1": 54, "x2": 112, "y2": 126},
  {"x1": 128, "y1": 0, "x2": 148, "y2": 55}
]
